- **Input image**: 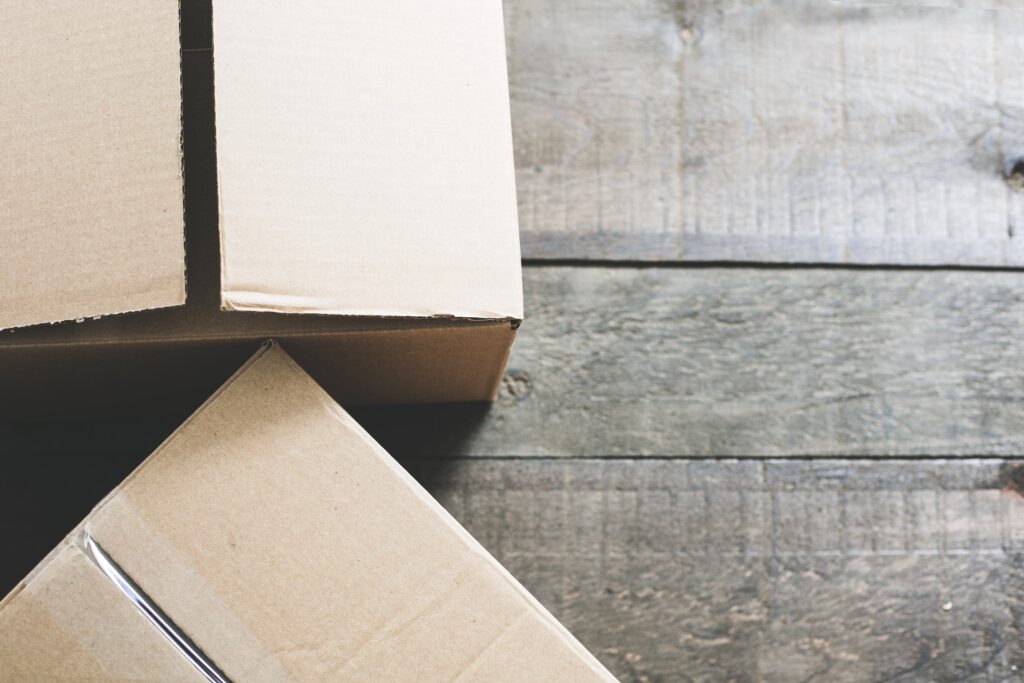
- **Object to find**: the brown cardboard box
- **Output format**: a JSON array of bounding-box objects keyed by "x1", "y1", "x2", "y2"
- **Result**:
[
  {"x1": 0, "y1": 344, "x2": 614, "y2": 681},
  {"x1": 0, "y1": 0, "x2": 522, "y2": 418}
]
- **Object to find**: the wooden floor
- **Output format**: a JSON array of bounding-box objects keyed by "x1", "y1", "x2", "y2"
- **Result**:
[
  {"x1": 5, "y1": 1, "x2": 1024, "y2": 681},
  {"x1": 508, "y1": 0, "x2": 1024, "y2": 267},
  {"x1": 487, "y1": 4, "x2": 1024, "y2": 677}
]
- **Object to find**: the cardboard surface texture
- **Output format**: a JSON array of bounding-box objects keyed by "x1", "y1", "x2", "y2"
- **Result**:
[
  {"x1": 0, "y1": 1, "x2": 186, "y2": 331},
  {"x1": 0, "y1": 345, "x2": 614, "y2": 682},
  {"x1": 0, "y1": 0, "x2": 522, "y2": 413},
  {"x1": 213, "y1": 0, "x2": 523, "y2": 320}
]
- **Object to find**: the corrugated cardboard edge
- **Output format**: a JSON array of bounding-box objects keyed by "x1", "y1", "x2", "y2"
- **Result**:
[
  {"x1": 174, "y1": 0, "x2": 189, "y2": 315},
  {"x1": 220, "y1": 297, "x2": 524, "y2": 323},
  {"x1": 0, "y1": 291, "x2": 187, "y2": 335},
  {"x1": 0, "y1": 318, "x2": 516, "y2": 350}
]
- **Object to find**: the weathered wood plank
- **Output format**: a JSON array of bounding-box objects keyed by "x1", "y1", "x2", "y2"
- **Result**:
[
  {"x1": 507, "y1": 0, "x2": 1024, "y2": 264},
  {"x1": 353, "y1": 266, "x2": 1024, "y2": 457},
  {"x1": 407, "y1": 457, "x2": 1024, "y2": 682}
]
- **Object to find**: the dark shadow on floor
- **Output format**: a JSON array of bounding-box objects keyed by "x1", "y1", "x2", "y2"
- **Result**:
[
  {"x1": 351, "y1": 402, "x2": 493, "y2": 461},
  {"x1": 0, "y1": 418, "x2": 179, "y2": 596}
]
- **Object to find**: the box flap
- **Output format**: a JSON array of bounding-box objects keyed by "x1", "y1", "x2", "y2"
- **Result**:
[
  {"x1": 0, "y1": 2, "x2": 186, "y2": 331},
  {"x1": 0, "y1": 543, "x2": 205, "y2": 681},
  {"x1": 213, "y1": 0, "x2": 523, "y2": 321},
  {"x1": 2, "y1": 344, "x2": 610, "y2": 680}
]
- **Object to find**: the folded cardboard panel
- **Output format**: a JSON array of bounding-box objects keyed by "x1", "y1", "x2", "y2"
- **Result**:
[
  {"x1": 213, "y1": 0, "x2": 523, "y2": 319},
  {"x1": 0, "y1": 345, "x2": 614, "y2": 682},
  {"x1": 0, "y1": 1, "x2": 186, "y2": 331},
  {"x1": 0, "y1": 0, "x2": 522, "y2": 413}
]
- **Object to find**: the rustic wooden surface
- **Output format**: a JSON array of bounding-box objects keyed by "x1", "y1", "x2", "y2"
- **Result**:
[
  {"x1": 507, "y1": 0, "x2": 1024, "y2": 265},
  {"x1": 3, "y1": 2, "x2": 1024, "y2": 682},
  {"x1": 407, "y1": 458, "x2": 1024, "y2": 682}
]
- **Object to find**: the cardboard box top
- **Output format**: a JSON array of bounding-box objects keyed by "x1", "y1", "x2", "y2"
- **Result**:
[
  {"x1": 0, "y1": 344, "x2": 613, "y2": 681},
  {"x1": 2, "y1": 0, "x2": 522, "y2": 332},
  {"x1": 213, "y1": 0, "x2": 523, "y2": 321},
  {"x1": 0, "y1": 2, "x2": 186, "y2": 332}
]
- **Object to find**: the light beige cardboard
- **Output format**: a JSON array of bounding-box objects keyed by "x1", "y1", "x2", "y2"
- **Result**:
[
  {"x1": 212, "y1": 0, "x2": 523, "y2": 320},
  {"x1": 0, "y1": 345, "x2": 613, "y2": 681},
  {"x1": 0, "y1": 0, "x2": 522, "y2": 411},
  {"x1": 0, "y1": 543, "x2": 205, "y2": 681},
  {"x1": 0, "y1": 1, "x2": 186, "y2": 331}
]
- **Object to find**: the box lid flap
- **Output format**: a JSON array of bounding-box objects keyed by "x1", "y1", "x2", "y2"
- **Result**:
[
  {"x1": 0, "y1": 543, "x2": 205, "y2": 681},
  {"x1": 0, "y1": 3, "x2": 186, "y2": 331},
  {"x1": 213, "y1": 0, "x2": 523, "y2": 321},
  {"x1": 74, "y1": 344, "x2": 608, "y2": 681}
]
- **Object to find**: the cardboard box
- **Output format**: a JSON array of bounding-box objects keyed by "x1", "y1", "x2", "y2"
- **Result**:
[
  {"x1": 0, "y1": 344, "x2": 614, "y2": 681},
  {"x1": 0, "y1": 0, "x2": 522, "y2": 418}
]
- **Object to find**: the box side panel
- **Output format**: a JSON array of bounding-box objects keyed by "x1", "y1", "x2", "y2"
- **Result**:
[
  {"x1": 213, "y1": 0, "x2": 523, "y2": 320},
  {"x1": 0, "y1": 323, "x2": 514, "y2": 419},
  {"x1": 87, "y1": 345, "x2": 611, "y2": 682},
  {"x1": 0, "y1": 543, "x2": 205, "y2": 682},
  {"x1": 282, "y1": 322, "x2": 515, "y2": 407},
  {"x1": 0, "y1": 2, "x2": 186, "y2": 330}
]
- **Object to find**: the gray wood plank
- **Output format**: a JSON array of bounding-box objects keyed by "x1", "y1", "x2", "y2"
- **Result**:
[
  {"x1": 506, "y1": 0, "x2": 1024, "y2": 264},
  {"x1": 354, "y1": 267, "x2": 1024, "y2": 457},
  {"x1": 407, "y1": 457, "x2": 1024, "y2": 682}
]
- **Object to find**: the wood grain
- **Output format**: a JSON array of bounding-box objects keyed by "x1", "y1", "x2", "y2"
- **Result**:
[
  {"x1": 408, "y1": 457, "x2": 1024, "y2": 682},
  {"x1": 506, "y1": 0, "x2": 1024, "y2": 264},
  {"x1": 353, "y1": 266, "x2": 1024, "y2": 457}
]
